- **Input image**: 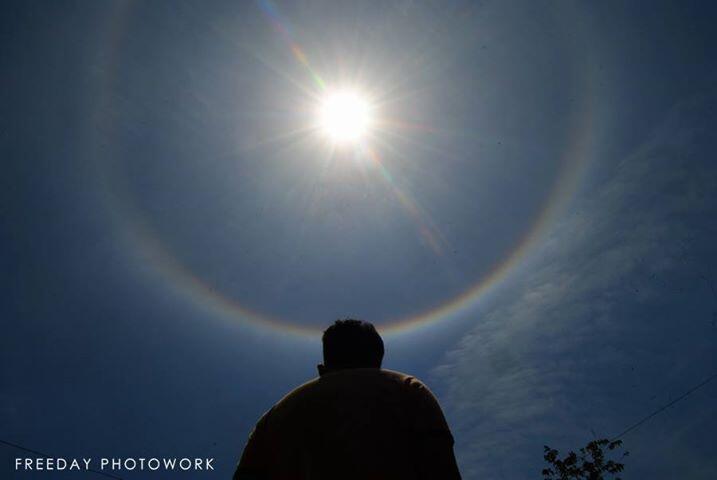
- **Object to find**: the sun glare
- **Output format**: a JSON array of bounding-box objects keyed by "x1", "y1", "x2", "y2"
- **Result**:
[{"x1": 318, "y1": 90, "x2": 370, "y2": 143}]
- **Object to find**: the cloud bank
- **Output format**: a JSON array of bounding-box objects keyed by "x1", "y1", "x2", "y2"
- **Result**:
[{"x1": 434, "y1": 96, "x2": 717, "y2": 480}]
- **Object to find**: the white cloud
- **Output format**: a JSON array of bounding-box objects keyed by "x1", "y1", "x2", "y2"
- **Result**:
[{"x1": 434, "y1": 96, "x2": 717, "y2": 480}]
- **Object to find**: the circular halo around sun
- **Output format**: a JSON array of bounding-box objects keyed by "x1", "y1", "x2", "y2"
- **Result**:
[{"x1": 318, "y1": 90, "x2": 371, "y2": 143}]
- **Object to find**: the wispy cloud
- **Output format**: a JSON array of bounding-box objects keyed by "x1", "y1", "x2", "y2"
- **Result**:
[{"x1": 434, "y1": 96, "x2": 717, "y2": 480}]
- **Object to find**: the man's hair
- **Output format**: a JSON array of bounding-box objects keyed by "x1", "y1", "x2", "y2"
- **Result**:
[{"x1": 322, "y1": 319, "x2": 384, "y2": 369}]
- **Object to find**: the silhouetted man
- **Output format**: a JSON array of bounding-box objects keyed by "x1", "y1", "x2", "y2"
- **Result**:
[{"x1": 233, "y1": 319, "x2": 462, "y2": 480}]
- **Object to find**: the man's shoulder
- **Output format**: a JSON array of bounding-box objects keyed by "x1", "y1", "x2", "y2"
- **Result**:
[
  {"x1": 277, "y1": 368, "x2": 432, "y2": 403},
  {"x1": 274, "y1": 376, "x2": 322, "y2": 406},
  {"x1": 377, "y1": 368, "x2": 430, "y2": 390},
  {"x1": 260, "y1": 368, "x2": 449, "y2": 436}
]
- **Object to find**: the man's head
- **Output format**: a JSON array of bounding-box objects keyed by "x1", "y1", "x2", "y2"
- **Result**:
[{"x1": 318, "y1": 319, "x2": 384, "y2": 375}]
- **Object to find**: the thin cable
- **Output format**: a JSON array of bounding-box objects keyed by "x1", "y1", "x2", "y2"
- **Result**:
[
  {"x1": 611, "y1": 371, "x2": 717, "y2": 441},
  {"x1": 0, "y1": 439, "x2": 123, "y2": 480}
]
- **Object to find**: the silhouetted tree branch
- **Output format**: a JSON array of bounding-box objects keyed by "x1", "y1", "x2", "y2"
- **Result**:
[{"x1": 542, "y1": 438, "x2": 628, "y2": 480}]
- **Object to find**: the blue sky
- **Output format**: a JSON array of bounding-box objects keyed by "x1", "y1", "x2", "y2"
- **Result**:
[{"x1": 2, "y1": 1, "x2": 716, "y2": 479}]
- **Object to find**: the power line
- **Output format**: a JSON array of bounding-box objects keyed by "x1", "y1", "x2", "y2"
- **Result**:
[
  {"x1": 611, "y1": 371, "x2": 717, "y2": 441},
  {"x1": 0, "y1": 439, "x2": 122, "y2": 480}
]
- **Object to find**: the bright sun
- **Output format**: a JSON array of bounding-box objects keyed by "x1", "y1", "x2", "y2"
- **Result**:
[{"x1": 318, "y1": 90, "x2": 370, "y2": 143}]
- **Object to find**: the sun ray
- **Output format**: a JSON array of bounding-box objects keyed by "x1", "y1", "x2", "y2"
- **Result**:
[{"x1": 240, "y1": 125, "x2": 316, "y2": 152}]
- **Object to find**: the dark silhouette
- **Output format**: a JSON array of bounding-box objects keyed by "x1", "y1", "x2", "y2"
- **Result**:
[
  {"x1": 542, "y1": 438, "x2": 628, "y2": 480},
  {"x1": 233, "y1": 319, "x2": 462, "y2": 480}
]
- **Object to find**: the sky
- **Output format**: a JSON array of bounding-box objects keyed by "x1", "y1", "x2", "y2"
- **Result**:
[{"x1": 1, "y1": 1, "x2": 716, "y2": 479}]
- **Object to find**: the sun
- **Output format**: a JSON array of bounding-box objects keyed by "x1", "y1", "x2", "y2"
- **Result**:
[{"x1": 318, "y1": 90, "x2": 371, "y2": 143}]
